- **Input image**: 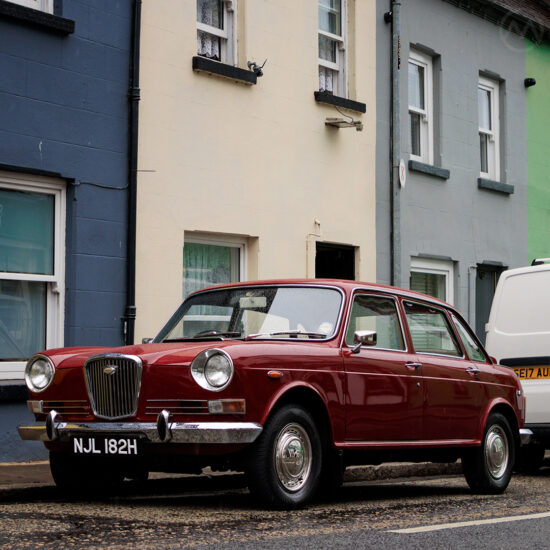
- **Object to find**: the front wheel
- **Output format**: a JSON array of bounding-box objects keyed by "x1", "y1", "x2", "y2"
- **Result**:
[
  {"x1": 462, "y1": 412, "x2": 515, "y2": 493},
  {"x1": 246, "y1": 405, "x2": 322, "y2": 509}
]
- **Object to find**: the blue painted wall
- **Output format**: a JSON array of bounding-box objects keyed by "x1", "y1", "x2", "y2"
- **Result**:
[{"x1": 0, "y1": 0, "x2": 132, "y2": 461}]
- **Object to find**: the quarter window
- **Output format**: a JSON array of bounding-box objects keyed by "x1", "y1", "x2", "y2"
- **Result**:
[
  {"x1": 408, "y1": 50, "x2": 433, "y2": 164},
  {"x1": 404, "y1": 301, "x2": 461, "y2": 357},
  {"x1": 478, "y1": 76, "x2": 500, "y2": 180},
  {"x1": 452, "y1": 314, "x2": 486, "y2": 362},
  {"x1": 197, "y1": 0, "x2": 236, "y2": 65},
  {"x1": 345, "y1": 295, "x2": 405, "y2": 350},
  {"x1": 318, "y1": 0, "x2": 346, "y2": 96},
  {"x1": 0, "y1": 174, "x2": 65, "y2": 380}
]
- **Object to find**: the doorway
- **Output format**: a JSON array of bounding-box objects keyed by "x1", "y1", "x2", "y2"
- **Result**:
[{"x1": 475, "y1": 263, "x2": 506, "y2": 344}]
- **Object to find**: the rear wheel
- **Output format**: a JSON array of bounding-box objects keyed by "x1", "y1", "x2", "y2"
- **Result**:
[
  {"x1": 462, "y1": 412, "x2": 515, "y2": 493},
  {"x1": 246, "y1": 405, "x2": 322, "y2": 509}
]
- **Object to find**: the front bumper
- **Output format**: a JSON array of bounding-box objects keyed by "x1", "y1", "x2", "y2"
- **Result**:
[
  {"x1": 520, "y1": 428, "x2": 534, "y2": 446},
  {"x1": 18, "y1": 418, "x2": 263, "y2": 445}
]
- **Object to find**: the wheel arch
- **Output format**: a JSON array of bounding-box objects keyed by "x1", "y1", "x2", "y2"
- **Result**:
[{"x1": 486, "y1": 401, "x2": 520, "y2": 450}]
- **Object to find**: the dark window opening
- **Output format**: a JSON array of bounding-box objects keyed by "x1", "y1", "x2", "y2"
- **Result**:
[{"x1": 315, "y1": 243, "x2": 355, "y2": 280}]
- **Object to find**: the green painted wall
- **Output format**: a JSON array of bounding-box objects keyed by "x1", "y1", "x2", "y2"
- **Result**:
[{"x1": 526, "y1": 39, "x2": 550, "y2": 262}]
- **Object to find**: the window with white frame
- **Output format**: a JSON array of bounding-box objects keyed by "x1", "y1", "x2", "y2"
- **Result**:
[
  {"x1": 6, "y1": 0, "x2": 53, "y2": 13},
  {"x1": 183, "y1": 235, "x2": 246, "y2": 299},
  {"x1": 0, "y1": 174, "x2": 65, "y2": 380},
  {"x1": 197, "y1": 0, "x2": 236, "y2": 65},
  {"x1": 478, "y1": 76, "x2": 500, "y2": 180},
  {"x1": 408, "y1": 50, "x2": 433, "y2": 164},
  {"x1": 410, "y1": 257, "x2": 454, "y2": 305},
  {"x1": 318, "y1": 0, "x2": 347, "y2": 96}
]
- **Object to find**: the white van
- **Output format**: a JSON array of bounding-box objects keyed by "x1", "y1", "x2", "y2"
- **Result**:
[{"x1": 485, "y1": 260, "x2": 550, "y2": 470}]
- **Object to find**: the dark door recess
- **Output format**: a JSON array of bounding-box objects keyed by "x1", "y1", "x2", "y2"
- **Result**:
[
  {"x1": 315, "y1": 243, "x2": 355, "y2": 280},
  {"x1": 475, "y1": 263, "x2": 506, "y2": 344}
]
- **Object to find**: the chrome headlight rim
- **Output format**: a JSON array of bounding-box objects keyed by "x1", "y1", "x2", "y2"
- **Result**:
[
  {"x1": 191, "y1": 348, "x2": 234, "y2": 392},
  {"x1": 24, "y1": 354, "x2": 55, "y2": 393}
]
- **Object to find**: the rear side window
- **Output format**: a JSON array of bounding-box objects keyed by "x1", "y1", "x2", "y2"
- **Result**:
[
  {"x1": 452, "y1": 314, "x2": 486, "y2": 362},
  {"x1": 404, "y1": 301, "x2": 461, "y2": 356},
  {"x1": 345, "y1": 295, "x2": 405, "y2": 350}
]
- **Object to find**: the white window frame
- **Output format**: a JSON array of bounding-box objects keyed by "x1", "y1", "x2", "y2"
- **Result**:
[
  {"x1": 410, "y1": 257, "x2": 454, "y2": 305},
  {"x1": 196, "y1": 0, "x2": 237, "y2": 66},
  {"x1": 7, "y1": 0, "x2": 53, "y2": 13},
  {"x1": 478, "y1": 76, "x2": 500, "y2": 181},
  {"x1": 183, "y1": 233, "x2": 247, "y2": 298},
  {"x1": 318, "y1": 0, "x2": 347, "y2": 97},
  {"x1": 408, "y1": 50, "x2": 434, "y2": 164},
  {"x1": 0, "y1": 173, "x2": 65, "y2": 380}
]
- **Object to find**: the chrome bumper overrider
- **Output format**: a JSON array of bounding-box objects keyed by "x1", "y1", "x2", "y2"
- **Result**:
[
  {"x1": 520, "y1": 428, "x2": 533, "y2": 446},
  {"x1": 18, "y1": 418, "x2": 263, "y2": 445}
]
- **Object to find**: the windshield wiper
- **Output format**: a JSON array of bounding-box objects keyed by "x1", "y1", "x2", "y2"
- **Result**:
[
  {"x1": 245, "y1": 330, "x2": 327, "y2": 340},
  {"x1": 192, "y1": 331, "x2": 242, "y2": 338}
]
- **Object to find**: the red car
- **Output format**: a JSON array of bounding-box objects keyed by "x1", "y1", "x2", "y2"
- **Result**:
[{"x1": 19, "y1": 280, "x2": 527, "y2": 508}]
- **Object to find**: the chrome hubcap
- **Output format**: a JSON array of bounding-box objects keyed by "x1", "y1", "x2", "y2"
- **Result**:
[
  {"x1": 275, "y1": 423, "x2": 312, "y2": 492},
  {"x1": 485, "y1": 425, "x2": 509, "y2": 480}
]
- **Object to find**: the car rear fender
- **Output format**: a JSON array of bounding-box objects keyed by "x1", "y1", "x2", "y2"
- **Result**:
[{"x1": 482, "y1": 399, "x2": 521, "y2": 449}]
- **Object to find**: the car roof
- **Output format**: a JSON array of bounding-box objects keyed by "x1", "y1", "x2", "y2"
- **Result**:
[{"x1": 192, "y1": 278, "x2": 454, "y2": 310}]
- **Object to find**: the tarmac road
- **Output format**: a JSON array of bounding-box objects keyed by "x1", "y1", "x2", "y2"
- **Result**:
[{"x1": 0, "y1": 461, "x2": 549, "y2": 549}]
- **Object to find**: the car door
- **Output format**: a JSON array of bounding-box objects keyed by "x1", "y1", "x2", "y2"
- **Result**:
[
  {"x1": 402, "y1": 300, "x2": 485, "y2": 442},
  {"x1": 342, "y1": 293, "x2": 423, "y2": 442}
]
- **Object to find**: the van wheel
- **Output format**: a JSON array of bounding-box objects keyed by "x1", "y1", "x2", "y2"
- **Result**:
[
  {"x1": 515, "y1": 444, "x2": 545, "y2": 473},
  {"x1": 462, "y1": 413, "x2": 515, "y2": 493},
  {"x1": 246, "y1": 405, "x2": 322, "y2": 509}
]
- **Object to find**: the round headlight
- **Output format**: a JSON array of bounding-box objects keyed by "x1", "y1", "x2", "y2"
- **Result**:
[
  {"x1": 191, "y1": 349, "x2": 233, "y2": 391},
  {"x1": 25, "y1": 355, "x2": 55, "y2": 393}
]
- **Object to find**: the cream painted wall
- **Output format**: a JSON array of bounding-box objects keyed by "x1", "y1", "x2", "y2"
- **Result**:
[{"x1": 135, "y1": 0, "x2": 377, "y2": 341}]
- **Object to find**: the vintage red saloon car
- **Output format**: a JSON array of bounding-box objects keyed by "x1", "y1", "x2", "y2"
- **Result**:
[{"x1": 19, "y1": 280, "x2": 527, "y2": 508}]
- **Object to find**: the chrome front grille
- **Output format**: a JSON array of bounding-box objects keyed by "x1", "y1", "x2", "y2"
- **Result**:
[
  {"x1": 145, "y1": 399, "x2": 210, "y2": 416},
  {"x1": 84, "y1": 354, "x2": 142, "y2": 419}
]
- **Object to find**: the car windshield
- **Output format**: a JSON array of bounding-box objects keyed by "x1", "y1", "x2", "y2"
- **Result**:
[{"x1": 154, "y1": 286, "x2": 343, "y2": 342}]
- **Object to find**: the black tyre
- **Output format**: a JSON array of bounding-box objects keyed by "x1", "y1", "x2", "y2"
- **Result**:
[
  {"x1": 515, "y1": 444, "x2": 545, "y2": 474},
  {"x1": 49, "y1": 452, "x2": 124, "y2": 495},
  {"x1": 246, "y1": 405, "x2": 322, "y2": 509},
  {"x1": 462, "y1": 412, "x2": 515, "y2": 493}
]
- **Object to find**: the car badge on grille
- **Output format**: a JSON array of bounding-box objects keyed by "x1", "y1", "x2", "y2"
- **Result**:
[{"x1": 103, "y1": 365, "x2": 118, "y2": 375}]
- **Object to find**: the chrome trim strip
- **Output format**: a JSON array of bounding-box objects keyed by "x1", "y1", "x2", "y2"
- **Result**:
[
  {"x1": 520, "y1": 428, "x2": 533, "y2": 446},
  {"x1": 18, "y1": 421, "x2": 262, "y2": 444}
]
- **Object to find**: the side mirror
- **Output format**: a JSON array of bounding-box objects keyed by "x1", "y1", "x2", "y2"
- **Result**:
[{"x1": 352, "y1": 330, "x2": 377, "y2": 353}]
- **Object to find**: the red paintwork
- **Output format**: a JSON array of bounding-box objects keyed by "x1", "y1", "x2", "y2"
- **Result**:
[{"x1": 28, "y1": 279, "x2": 524, "y2": 454}]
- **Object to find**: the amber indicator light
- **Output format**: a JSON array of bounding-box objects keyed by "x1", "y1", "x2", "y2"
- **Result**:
[{"x1": 267, "y1": 370, "x2": 284, "y2": 379}]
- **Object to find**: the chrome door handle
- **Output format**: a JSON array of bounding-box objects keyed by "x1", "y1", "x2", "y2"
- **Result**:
[
  {"x1": 405, "y1": 362, "x2": 422, "y2": 371},
  {"x1": 466, "y1": 367, "x2": 481, "y2": 377}
]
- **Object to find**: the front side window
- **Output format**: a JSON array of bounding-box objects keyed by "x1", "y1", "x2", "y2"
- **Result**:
[
  {"x1": 318, "y1": 0, "x2": 346, "y2": 96},
  {"x1": 197, "y1": 0, "x2": 236, "y2": 64},
  {"x1": 452, "y1": 314, "x2": 486, "y2": 362},
  {"x1": 408, "y1": 50, "x2": 433, "y2": 164},
  {"x1": 6, "y1": 0, "x2": 53, "y2": 13},
  {"x1": 404, "y1": 301, "x2": 461, "y2": 357},
  {"x1": 183, "y1": 238, "x2": 244, "y2": 299},
  {"x1": 410, "y1": 257, "x2": 454, "y2": 304},
  {"x1": 345, "y1": 294, "x2": 405, "y2": 350},
  {"x1": 0, "y1": 175, "x2": 65, "y2": 379},
  {"x1": 478, "y1": 76, "x2": 500, "y2": 180}
]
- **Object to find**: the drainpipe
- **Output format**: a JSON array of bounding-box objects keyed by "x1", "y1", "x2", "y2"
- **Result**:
[
  {"x1": 389, "y1": 0, "x2": 401, "y2": 287},
  {"x1": 124, "y1": 0, "x2": 141, "y2": 345}
]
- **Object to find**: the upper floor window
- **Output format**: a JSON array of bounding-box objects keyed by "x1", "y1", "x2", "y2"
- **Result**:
[
  {"x1": 408, "y1": 50, "x2": 433, "y2": 164},
  {"x1": 197, "y1": 0, "x2": 236, "y2": 65},
  {"x1": 318, "y1": 0, "x2": 347, "y2": 96},
  {"x1": 6, "y1": 0, "x2": 53, "y2": 13},
  {"x1": 478, "y1": 76, "x2": 500, "y2": 180}
]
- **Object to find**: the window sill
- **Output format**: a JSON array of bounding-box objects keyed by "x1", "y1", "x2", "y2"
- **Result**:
[
  {"x1": 408, "y1": 160, "x2": 450, "y2": 180},
  {"x1": 192, "y1": 56, "x2": 257, "y2": 85},
  {"x1": 477, "y1": 177, "x2": 514, "y2": 195},
  {"x1": 314, "y1": 91, "x2": 366, "y2": 114},
  {"x1": 0, "y1": 0, "x2": 74, "y2": 34}
]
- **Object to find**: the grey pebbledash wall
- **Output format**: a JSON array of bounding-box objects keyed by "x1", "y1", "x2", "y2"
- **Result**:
[
  {"x1": 375, "y1": 0, "x2": 528, "y2": 326},
  {"x1": 0, "y1": 0, "x2": 133, "y2": 461}
]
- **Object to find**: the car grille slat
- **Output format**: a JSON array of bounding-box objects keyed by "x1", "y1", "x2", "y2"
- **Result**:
[{"x1": 85, "y1": 355, "x2": 142, "y2": 419}]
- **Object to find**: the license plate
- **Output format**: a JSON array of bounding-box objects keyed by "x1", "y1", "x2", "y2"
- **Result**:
[
  {"x1": 513, "y1": 366, "x2": 550, "y2": 380},
  {"x1": 71, "y1": 436, "x2": 141, "y2": 456}
]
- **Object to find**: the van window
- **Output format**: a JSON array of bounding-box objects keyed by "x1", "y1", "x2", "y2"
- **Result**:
[{"x1": 496, "y1": 271, "x2": 550, "y2": 334}]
